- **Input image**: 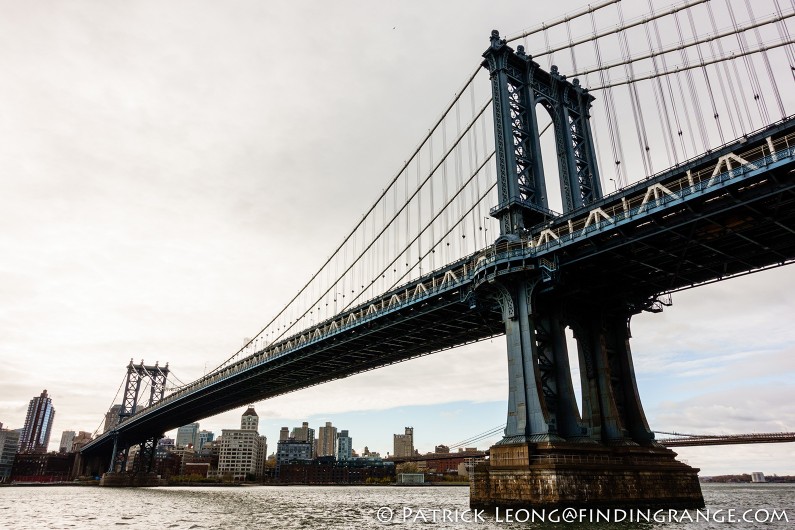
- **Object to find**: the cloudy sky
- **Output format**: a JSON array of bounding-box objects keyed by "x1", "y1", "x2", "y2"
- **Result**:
[{"x1": 0, "y1": 0, "x2": 792, "y2": 475}]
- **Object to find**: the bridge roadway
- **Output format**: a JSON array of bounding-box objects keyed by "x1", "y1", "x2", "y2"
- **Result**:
[
  {"x1": 657, "y1": 432, "x2": 795, "y2": 447},
  {"x1": 82, "y1": 117, "x2": 795, "y2": 457},
  {"x1": 388, "y1": 431, "x2": 795, "y2": 462}
]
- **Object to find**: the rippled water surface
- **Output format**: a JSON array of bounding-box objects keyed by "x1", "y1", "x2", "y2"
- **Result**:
[{"x1": 1, "y1": 483, "x2": 793, "y2": 529}]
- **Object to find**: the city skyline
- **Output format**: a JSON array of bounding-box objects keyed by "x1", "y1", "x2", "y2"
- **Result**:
[{"x1": 0, "y1": 0, "x2": 793, "y2": 476}]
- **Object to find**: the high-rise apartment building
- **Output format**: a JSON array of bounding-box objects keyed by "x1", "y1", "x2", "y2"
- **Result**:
[
  {"x1": 59, "y1": 431, "x2": 75, "y2": 453},
  {"x1": 393, "y1": 427, "x2": 414, "y2": 458},
  {"x1": 337, "y1": 430, "x2": 352, "y2": 461},
  {"x1": 197, "y1": 430, "x2": 214, "y2": 452},
  {"x1": 291, "y1": 422, "x2": 314, "y2": 447},
  {"x1": 279, "y1": 427, "x2": 290, "y2": 441},
  {"x1": 317, "y1": 422, "x2": 337, "y2": 458},
  {"x1": 0, "y1": 427, "x2": 20, "y2": 482},
  {"x1": 217, "y1": 407, "x2": 267, "y2": 481},
  {"x1": 19, "y1": 390, "x2": 55, "y2": 453},
  {"x1": 104, "y1": 405, "x2": 123, "y2": 433},
  {"x1": 176, "y1": 423, "x2": 200, "y2": 448}
]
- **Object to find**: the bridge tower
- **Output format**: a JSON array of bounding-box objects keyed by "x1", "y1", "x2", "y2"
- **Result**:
[
  {"x1": 471, "y1": 31, "x2": 703, "y2": 510},
  {"x1": 100, "y1": 359, "x2": 169, "y2": 486}
]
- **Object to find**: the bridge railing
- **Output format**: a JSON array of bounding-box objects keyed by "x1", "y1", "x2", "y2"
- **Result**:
[
  {"x1": 108, "y1": 125, "x2": 795, "y2": 433},
  {"x1": 522, "y1": 132, "x2": 795, "y2": 253},
  {"x1": 116, "y1": 253, "x2": 487, "y2": 426}
]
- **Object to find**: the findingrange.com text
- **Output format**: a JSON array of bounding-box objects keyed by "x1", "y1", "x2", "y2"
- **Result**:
[{"x1": 376, "y1": 507, "x2": 790, "y2": 524}]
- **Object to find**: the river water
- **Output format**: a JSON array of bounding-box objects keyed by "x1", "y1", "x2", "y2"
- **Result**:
[{"x1": 1, "y1": 483, "x2": 793, "y2": 529}]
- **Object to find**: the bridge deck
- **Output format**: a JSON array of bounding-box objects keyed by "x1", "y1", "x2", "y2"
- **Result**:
[{"x1": 83, "y1": 118, "x2": 795, "y2": 456}]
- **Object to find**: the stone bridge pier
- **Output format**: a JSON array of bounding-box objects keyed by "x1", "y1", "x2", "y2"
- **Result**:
[
  {"x1": 471, "y1": 30, "x2": 703, "y2": 510},
  {"x1": 470, "y1": 277, "x2": 703, "y2": 509}
]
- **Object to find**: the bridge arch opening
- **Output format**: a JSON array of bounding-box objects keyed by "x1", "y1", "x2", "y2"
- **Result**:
[
  {"x1": 535, "y1": 102, "x2": 563, "y2": 215},
  {"x1": 564, "y1": 326, "x2": 582, "y2": 419}
]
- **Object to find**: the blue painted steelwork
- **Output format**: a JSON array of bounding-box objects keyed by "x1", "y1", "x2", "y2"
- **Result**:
[{"x1": 81, "y1": 114, "x2": 795, "y2": 458}]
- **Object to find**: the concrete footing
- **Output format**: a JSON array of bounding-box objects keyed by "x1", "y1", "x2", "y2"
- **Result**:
[
  {"x1": 99, "y1": 472, "x2": 165, "y2": 487},
  {"x1": 470, "y1": 442, "x2": 704, "y2": 509}
]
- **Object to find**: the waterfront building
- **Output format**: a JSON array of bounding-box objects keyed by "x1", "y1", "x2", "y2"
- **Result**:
[
  {"x1": 103, "y1": 405, "x2": 123, "y2": 433},
  {"x1": 317, "y1": 422, "x2": 337, "y2": 458},
  {"x1": 435, "y1": 444, "x2": 450, "y2": 454},
  {"x1": 192, "y1": 439, "x2": 220, "y2": 475},
  {"x1": 751, "y1": 472, "x2": 766, "y2": 483},
  {"x1": 398, "y1": 473, "x2": 424, "y2": 485},
  {"x1": 59, "y1": 431, "x2": 75, "y2": 453},
  {"x1": 172, "y1": 444, "x2": 195, "y2": 475},
  {"x1": 337, "y1": 430, "x2": 352, "y2": 461},
  {"x1": 71, "y1": 431, "x2": 93, "y2": 451},
  {"x1": 10, "y1": 452, "x2": 75, "y2": 483},
  {"x1": 176, "y1": 423, "x2": 200, "y2": 448},
  {"x1": 184, "y1": 462, "x2": 210, "y2": 478},
  {"x1": 0, "y1": 427, "x2": 20, "y2": 482},
  {"x1": 276, "y1": 438, "x2": 313, "y2": 468},
  {"x1": 19, "y1": 390, "x2": 55, "y2": 453},
  {"x1": 277, "y1": 457, "x2": 395, "y2": 484},
  {"x1": 217, "y1": 407, "x2": 267, "y2": 481},
  {"x1": 393, "y1": 427, "x2": 414, "y2": 458}
]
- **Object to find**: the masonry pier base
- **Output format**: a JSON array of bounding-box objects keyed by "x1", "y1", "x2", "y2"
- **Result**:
[
  {"x1": 99, "y1": 472, "x2": 165, "y2": 487},
  {"x1": 471, "y1": 442, "x2": 704, "y2": 510}
]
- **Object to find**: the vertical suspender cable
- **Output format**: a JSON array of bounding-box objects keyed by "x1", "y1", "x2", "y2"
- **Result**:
[
  {"x1": 706, "y1": 1, "x2": 745, "y2": 136},
  {"x1": 590, "y1": 9, "x2": 626, "y2": 186},
  {"x1": 685, "y1": 6, "x2": 725, "y2": 144},
  {"x1": 726, "y1": 0, "x2": 770, "y2": 125},
  {"x1": 616, "y1": 3, "x2": 654, "y2": 176},
  {"x1": 744, "y1": 0, "x2": 786, "y2": 120},
  {"x1": 772, "y1": 0, "x2": 795, "y2": 82},
  {"x1": 674, "y1": 11, "x2": 710, "y2": 153}
]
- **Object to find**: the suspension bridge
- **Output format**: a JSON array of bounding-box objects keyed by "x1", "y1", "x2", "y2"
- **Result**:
[{"x1": 78, "y1": 0, "x2": 794, "y2": 508}]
